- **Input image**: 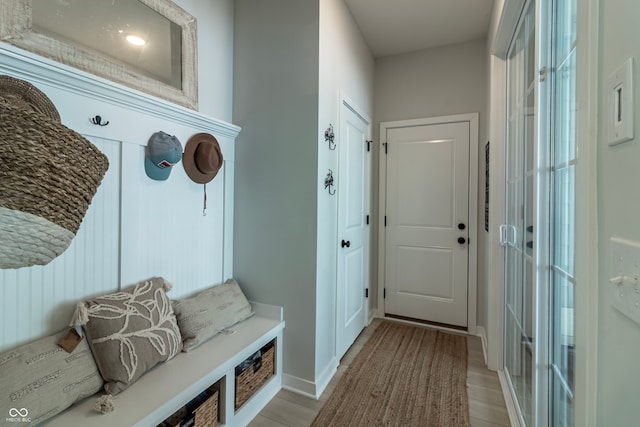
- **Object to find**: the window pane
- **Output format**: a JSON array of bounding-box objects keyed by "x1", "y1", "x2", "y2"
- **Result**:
[
  {"x1": 551, "y1": 271, "x2": 575, "y2": 426},
  {"x1": 554, "y1": 50, "x2": 577, "y2": 165},
  {"x1": 553, "y1": 165, "x2": 575, "y2": 275},
  {"x1": 552, "y1": 372, "x2": 575, "y2": 427},
  {"x1": 554, "y1": 0, "x2": 577, "y2": 62}
]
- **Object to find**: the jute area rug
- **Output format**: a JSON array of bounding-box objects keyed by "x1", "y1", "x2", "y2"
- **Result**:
[{"x1": 311, "y1": 321, "x2": 470, "y2": 427}]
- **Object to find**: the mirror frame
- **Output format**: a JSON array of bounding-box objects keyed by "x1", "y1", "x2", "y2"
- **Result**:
[{"x1": 0, "y1": 0, "x2": 198, "y2": 110}]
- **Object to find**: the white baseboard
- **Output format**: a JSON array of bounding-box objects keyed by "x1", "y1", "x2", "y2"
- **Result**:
[
  {"x1": 315, "y1": 357, "x2": 338, "y2": 398},
  {"x1": 282, "y1": 374, "x2": 318, "y2": 399},
  {"x1": 497, "y1": 369, "x2": 525, "y2": 427},
  {"x1": 475, "y1": 325, "x2": 489, "y2": 366},
  {"x1": 368, "y1": 308, "x2": 377, "y2": 324},
  {"x1": 282, "y1": 358, "x2": 337, "y2": 400}
]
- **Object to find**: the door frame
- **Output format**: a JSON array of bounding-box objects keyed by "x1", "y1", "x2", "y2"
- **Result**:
[{"x1": 377, "y1": 113, "x2": 479, "y2": 335}]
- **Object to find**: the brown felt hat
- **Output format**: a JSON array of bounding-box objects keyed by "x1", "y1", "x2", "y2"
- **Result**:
[{"x1": 182, "y1": 133, "x2": 223, "y2": 184}]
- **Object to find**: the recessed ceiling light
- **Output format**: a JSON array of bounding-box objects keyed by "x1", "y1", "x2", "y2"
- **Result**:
[{"x1": 126, "y1": 35, "x2": 146, "y2": 46}]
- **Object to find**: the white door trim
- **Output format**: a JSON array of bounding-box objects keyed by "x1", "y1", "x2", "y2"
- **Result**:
[{"x1": 378, "y1": 113, "x2": 479, "y2": 334}]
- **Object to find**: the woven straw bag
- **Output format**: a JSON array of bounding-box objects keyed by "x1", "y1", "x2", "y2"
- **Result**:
[{"x1": 0, "y1": 75, "x2": 109, "y2": 269}]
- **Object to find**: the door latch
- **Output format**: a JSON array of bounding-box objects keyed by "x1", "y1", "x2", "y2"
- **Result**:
[{"x1": 539, "y1": 66, "x2": 547, "y2": 82}]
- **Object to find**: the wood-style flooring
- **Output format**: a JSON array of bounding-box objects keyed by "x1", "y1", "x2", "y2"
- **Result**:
[{"x1": 249, "y1": 319, "x2": 510, "y2": 427}]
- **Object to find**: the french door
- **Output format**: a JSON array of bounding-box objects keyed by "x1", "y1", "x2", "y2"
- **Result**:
[{"x1": 503, "y1": 0, "x2": 577, "y2": 425}]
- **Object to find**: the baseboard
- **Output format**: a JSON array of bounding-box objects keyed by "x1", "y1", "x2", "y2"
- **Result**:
[
  {"x1": 368, "y1": 308, "x2": 377, "y2": 325},
  {"x1": 282, "y1": 358, "x2": 337, "y2": 400},
  {"x1": 475, "y1": 325, "x2": 489, "y2": 366},
  {"x1": 315, "y1": 357, "x2": 338, "y2": 398},
  {"x1": 497, "y1": 369, "x2": 526, "y2": 427}
]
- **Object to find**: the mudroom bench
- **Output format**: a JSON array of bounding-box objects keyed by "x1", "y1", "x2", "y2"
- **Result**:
[{"x1": 44, "y1": 302, "x2": 284, "y2": 427}]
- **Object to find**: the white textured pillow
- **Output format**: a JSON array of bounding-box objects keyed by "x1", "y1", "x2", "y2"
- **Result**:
[
  {"x1": 173, "y1": 279, "x2": 254, "y2": 352},
  {"x1": 0, "y1": 329, "x2": 104, "y2": 425}
]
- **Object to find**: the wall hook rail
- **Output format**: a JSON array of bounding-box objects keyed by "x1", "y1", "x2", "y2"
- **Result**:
[
  {"x1": 324, "y1": 124, "x2": 335, "y2": 150},
  {"x1": 90, "y1": 115, "x2": 109, "y2": 126},
  {"x1": 324, "y1": 169, "x2": 336, "y2": 195}
]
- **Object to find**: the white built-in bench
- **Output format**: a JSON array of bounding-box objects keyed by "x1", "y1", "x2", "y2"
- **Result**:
[{"x1": 43, "y1": 302, "x2": 284, "y2": 427}]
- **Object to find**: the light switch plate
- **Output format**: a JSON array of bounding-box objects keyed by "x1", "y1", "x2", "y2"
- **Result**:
[
  {"x1": 607, "y1": 58, "x2": 634, "y2": 146},
  {"x1": 610, "y1": 237, "x2": 640, "y2": 324}
]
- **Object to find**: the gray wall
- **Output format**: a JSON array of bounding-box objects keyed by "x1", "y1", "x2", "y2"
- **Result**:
[
  {"x1": 233, "y1": 0, "x2": 375, "y2": 393},
  {"x1": 597, "y1": 1, "x2": 640, "y2": 424},
  {"x1": 174, "y1": 0, "x2": 234, "y2": 121},
  {"x1": 233, "y1": 0, "x2": 320, "y2": 383},
  {"x1": 373, "y1": 39, "x2": 488, "y2": 328}
]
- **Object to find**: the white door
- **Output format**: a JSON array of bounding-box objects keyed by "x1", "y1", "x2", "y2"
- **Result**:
[
  {"x1": 336, "y1": 100, "x2": 370, "y2": 360},
  {"x1": 383, "y1": 121, "x2": 470, "y2": 327}
]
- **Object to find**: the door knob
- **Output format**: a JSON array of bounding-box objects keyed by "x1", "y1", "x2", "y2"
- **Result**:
[
  {"x1": 457, "y1": 237, "x2": 467, "y2": 244},
  {"x1": 458, "y1": 223, "x2": 466, "y2": 230},
  {"x1": 341, "y1": 239, "x2": 351, "y2": 248}
]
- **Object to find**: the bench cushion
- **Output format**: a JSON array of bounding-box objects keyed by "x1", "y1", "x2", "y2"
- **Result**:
[
  {"x1": 81, "y1": 277, "x2": 182, "y2": 395},
  {"x1": 173, "y1": 279, "x2": 253, "y2": 352},
  {"x1": 0, "y1": 329, "x2": 103, "y2": 425}
]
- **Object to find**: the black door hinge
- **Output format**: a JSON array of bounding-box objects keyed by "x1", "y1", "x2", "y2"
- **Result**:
[
  {"x1": 383, "y1": 143, "x2": 388, "y2": 154},
  {"x1": 383, "y1": 288, "x2": 386, "y2": 299},
  {"x1": 384, "y1": 216, "x2": 387, "y2": 226},
  {"x1": 366, "y1": 215, "x2": 370, "y2": 225},
  {"x1": 365, "y1": 288, "x2": 369, "y2": 298},
  {"x1": 366, "y1": 140, "x2": 372, "y2": 152}
]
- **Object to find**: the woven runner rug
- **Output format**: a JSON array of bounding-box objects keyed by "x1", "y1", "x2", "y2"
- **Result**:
[{"x1": 310, "y1": 321, "x2": 470, "y2": 427}]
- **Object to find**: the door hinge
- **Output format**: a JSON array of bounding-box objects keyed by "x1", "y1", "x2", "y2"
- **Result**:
[
  {"x1": 365, "y1": 288, "x2": 369, "y2": 298},
  {"x1": 383, "y1": 142, "x2": 388, "y2": 154},
  {"x1": 383, "y1": 288, "x2": 386, "y2": 299},
  {"x1": 366, "y1": 140, "x2": 372, "y2": 152},
  {"x1": 366, "y1": 214, "x2": 370, "y2": 225},
  {"x1": 384, "y1": 215, "x2": 387, "y2": 227}
]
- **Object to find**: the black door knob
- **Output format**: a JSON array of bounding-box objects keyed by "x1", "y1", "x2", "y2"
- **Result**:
[
  {"x1": 458, "y1": 223, "x2": 466, "y2": 230},
  {"x1": 341, "y1": 240, "x2": 351, "y2": 248},
  {"x1": 458, "y1": 237, "x2": 466, "y2": 244}
]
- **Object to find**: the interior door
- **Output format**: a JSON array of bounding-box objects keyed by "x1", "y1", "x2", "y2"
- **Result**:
[
  {"x1": 384, "y1": 121, "x2": 470, "y2": 327},
  {"x1": 336, "y1": 100, "x2": 370, "y2": 360}
]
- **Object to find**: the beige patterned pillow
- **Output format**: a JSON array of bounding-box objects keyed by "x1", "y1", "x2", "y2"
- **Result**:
[
  {"x1": 173, "y1": 279, "x2": 254, "y2": 352},
  {"x1": 78, "y1": 277, "x2": 182, "y2": 395},
  {"x1": 0, "y1": 329, "x2": 104, "y2": 425}
]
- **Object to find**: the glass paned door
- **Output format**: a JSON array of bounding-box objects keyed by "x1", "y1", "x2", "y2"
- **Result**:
[
  {"x1": 504, "y1": 1, "x2": 536, "y2": 424},
  {"x1": 503, "y1": 0, "x2": 578, "y2": 425}
]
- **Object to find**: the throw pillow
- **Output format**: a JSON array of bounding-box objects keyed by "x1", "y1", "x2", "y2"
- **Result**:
[
  {"x1": 0, "y1": 329, "x2": 104, "y2": 425},
  {"x1": 77, "y1": 277, "x2": 182, "y2": 395},
  {"x1": 172, "y1": 278, "x2": 254, "y2": 352}
]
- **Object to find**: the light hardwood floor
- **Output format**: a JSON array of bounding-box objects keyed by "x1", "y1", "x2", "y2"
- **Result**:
[{"x1": 249, "y1": 319, "x2": 510, "y2": 427}]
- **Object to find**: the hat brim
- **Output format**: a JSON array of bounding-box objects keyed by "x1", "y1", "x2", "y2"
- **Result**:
[
  {"x1": 182, "y1": 133, "x2": 223, "y2": 184},
  {"x1": 145, "y1": 156, "x2": 172, "y2": 181}
]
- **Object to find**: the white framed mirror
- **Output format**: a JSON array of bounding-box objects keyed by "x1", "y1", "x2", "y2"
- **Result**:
[{"x1": 1, "y1": 0, "x2": 198, "y2": 109}]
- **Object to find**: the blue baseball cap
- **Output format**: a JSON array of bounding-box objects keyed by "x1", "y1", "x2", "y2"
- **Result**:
[{"x1": 145, "y1": 131, "x2": 182, "y2": 181}]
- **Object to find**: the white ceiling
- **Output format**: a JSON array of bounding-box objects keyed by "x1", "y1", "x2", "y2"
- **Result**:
[{"x1": 344, "y1": 0, "x2": 495, "y2": 58}]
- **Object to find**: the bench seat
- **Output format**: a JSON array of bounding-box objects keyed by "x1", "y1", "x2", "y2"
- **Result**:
[{"x1": 43, "y1": 302, "x2": 284, "y2": 427}]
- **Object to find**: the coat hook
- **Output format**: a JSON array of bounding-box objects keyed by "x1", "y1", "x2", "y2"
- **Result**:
[
  {"x1": 90, "y1": 115, "x2": 109, "y2": 126},
  {"x1": 324, "y1": 169, "x2": 336, "y2": 195},
  {"x1": 325, "y1": 124, "x2": 335, "y2": 150}
]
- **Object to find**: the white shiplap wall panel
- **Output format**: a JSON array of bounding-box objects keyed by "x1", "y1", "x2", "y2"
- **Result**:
[
  {"x1": 0, "y1": 45, "x2": 238, "y2": 354},
  {"x1": 119, "y1": 141, "x2": 227, "y2": 299},
  {"x1": 0, "y1": 137, "x2": 120, "y2": 352}
]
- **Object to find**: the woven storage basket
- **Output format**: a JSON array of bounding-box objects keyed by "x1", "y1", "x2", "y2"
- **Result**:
[
  {"x1": 162, "y1": 387, "x2": 219, "y2": 427},
  {"x1": 193, "y1": 388, "x2": 219, "y2": 427},
  {"x1": 0, "y1": 76, "x2": 109, "y2": 269},
  {"x1": 235, "y1": 341, "x2": 275, "y2": 409}
]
